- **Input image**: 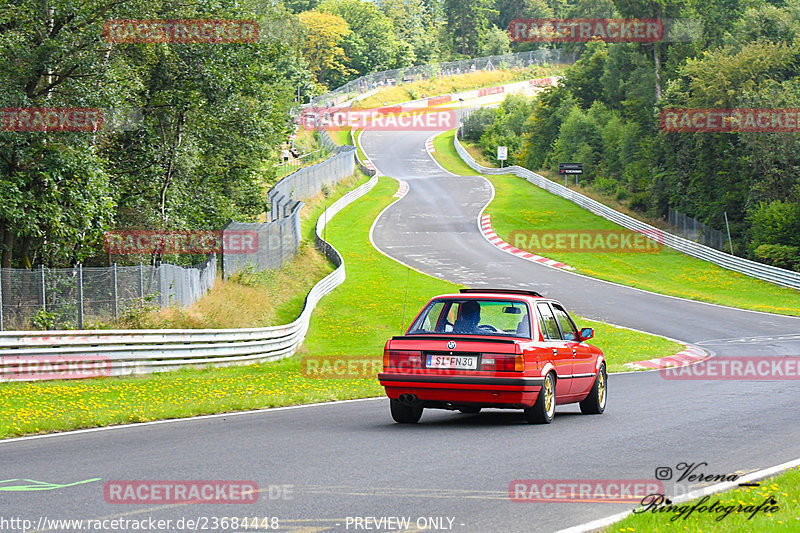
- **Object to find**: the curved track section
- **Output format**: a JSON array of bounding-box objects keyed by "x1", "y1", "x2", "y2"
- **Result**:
[{"x1": 2, "y1": 124, "x2": 799, "y2": 533}]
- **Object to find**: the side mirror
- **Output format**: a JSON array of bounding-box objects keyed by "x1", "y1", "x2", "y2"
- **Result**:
[{"x1": 580, "y1": 327, "x2": 594, "y2": 341}]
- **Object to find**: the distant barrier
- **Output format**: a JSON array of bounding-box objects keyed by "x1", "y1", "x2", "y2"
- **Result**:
[
  {"x1": 311, "y1": 49, "x2": 575, "y2": 107},
  {"x1": 223, "y1": 145, "x2": 357, "y2": 278},
  {"x1": 0, "y1": 257, "x2": 215, "y2": 331}
]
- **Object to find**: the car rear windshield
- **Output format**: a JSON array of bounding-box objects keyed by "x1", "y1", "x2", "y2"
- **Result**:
[{"x1": 406, "y1": 298, "x2": 531, "y2": 338}]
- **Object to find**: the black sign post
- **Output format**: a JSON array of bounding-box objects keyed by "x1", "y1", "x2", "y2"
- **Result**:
[{"x1": 559, "y1": 162, "x2": 583, "y2": 187}]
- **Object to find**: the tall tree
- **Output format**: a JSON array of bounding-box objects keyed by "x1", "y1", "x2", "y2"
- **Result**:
[{"x1": 444, "y1": 0, "x2": 496, "y2": 57}]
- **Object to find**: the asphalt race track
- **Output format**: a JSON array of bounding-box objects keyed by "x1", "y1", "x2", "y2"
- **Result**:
[{"x1": 2, "y1": 123, "x2": 799, "y2": 533}]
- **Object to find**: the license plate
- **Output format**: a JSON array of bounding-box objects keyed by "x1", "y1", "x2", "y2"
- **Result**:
[{"x1": 426, "y1": 355, "x2": 478, "y2": 370}]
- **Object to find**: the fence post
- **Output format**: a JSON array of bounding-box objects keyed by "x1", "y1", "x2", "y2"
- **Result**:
[
  {"x1": 112, "y1": 263, "x2": 119, "y2": 320},
  {"x1": 278, "y1": 219, "x2": 284, "y2": 267},
  {"x1": 77, "y1": 263, "x2": 84, "y2": 329},
  {"x1": 139, "y1": 262, "x2": 144, "y2": 299},
  {"x1": 40, "y1": 264, "x2": 46, "y2": 313},
  {"x1": 157, "y1": 261, "x2": 163, "y2": 307}
]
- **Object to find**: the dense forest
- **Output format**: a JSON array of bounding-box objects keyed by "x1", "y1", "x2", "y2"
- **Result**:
[{"x1": 1, "y1": 0, "x2": 799, "y2": 270}]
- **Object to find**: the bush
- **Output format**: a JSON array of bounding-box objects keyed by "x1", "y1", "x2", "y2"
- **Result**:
[
  {"x1": 462, "y1": 108, "x2": 498, "y2": 142},
  {"x1": 629, "y1": 192, "x2": 650, "y2": 212},
  {"x1": 754, "y1": 244, "x2": 800, "y2": 270}
]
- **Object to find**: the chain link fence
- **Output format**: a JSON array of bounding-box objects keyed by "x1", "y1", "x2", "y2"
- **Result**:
[
  {"x1": 0, "y1": 256, "x2": 216, "y2": 331},
  {"x1": 311, "y1": 49, "x2": 576, "y2": 107},
  {"x1": 668, "y1": 208, "x2": 728, "y2": 251},
  {"x1": 222, "y1": 146, "x2": 357, "y2": 278}
]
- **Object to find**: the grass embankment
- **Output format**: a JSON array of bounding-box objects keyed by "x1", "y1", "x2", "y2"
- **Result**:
[
  {"x1": 0, "y1": 173, "x2": 679, "y2": 438},
  {"x1": 607, "y1": 466, "x2": 799, "y2": 532},
  {"x1": 433, "y1": 129, "x2": 800, "y2": 316},
  {"x1": 353, "y1": 65, "x2": 566, "y2": 110}
]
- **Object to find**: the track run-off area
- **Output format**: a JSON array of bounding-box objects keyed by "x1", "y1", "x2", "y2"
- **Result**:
[{"x1": 2, "y1": 117, "x2": 799, "y2": 533}]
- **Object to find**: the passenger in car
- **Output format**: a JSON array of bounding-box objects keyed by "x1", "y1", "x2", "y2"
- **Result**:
[{"x1": 453, "y1": 301, "x2": 481, "y2": 333}]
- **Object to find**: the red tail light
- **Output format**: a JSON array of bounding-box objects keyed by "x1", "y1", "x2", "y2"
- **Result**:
[
  {"x1": 383, "y1": 350, "x2": 423, "y2": 371},
  {"x1": 481, "y1": 353, "x2": 525, "y2": 372}
]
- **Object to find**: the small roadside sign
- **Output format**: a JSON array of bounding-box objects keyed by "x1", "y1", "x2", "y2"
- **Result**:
[
  {"x1": 558, "y1": 162, "x2": 583, "y2": 174},
  {"x1": 497, "y1": 146, "x2": 508, "y2": 161}
]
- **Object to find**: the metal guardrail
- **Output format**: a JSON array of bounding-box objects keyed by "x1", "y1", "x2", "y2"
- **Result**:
[
  {"x1": 454, "y1": 133, "x2": 800, "y2": 290},
  {"x1": 0, "y1": 176, "x2": 379, "y2": 381}
]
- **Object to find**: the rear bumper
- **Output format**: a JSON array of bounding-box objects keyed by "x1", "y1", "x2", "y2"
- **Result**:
[{"x1": 378, "y1": 373, "x2": 544, "y2": 407}]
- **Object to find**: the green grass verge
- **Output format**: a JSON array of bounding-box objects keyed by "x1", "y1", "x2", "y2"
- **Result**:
[
  {"x1": 0, "y1": 173, "x2": 681, "y2": 439},
  {"x1": 327, "y1": 127, "x2": 351, "y2": 146},
  {"x1": 607, "y1": 466, "x2": 800, "y2": 532},
  {"x1": 352, "y1": 128, "x2": 368, "y2": 163},
  {"x1": 433, "y1": 129, "x2": 800, "y2": 316}
]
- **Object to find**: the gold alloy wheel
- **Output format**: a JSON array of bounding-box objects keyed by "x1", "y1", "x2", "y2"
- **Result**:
[
  {"x1": 544, "y1": 375, "x2": 554, "y2": 416},
  {"x1": 598, "y1": 370, "x2": 606, "y2": 407}
]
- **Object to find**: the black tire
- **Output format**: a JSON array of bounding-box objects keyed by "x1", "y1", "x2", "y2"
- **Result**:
[
  {"x1": 524, "y1": 372, "x2": 556, "y2": 424},
  {"x1": 390, "y1": 399, "x2": 423, "y2": 424},
  {"x1": 458, "y1": 406, "x2": 482, "y2": 414},
  {"x1": 580, "y1": 363, "x2": 607, "y2": 415}
]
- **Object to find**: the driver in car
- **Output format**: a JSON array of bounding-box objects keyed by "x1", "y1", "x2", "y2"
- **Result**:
[{"x1": 453, "y1": 300, "x2": 481, "y2": 334}]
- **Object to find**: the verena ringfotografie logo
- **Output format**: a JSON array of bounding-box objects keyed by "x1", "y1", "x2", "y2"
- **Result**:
[
  {"x1": 104, "y1": 230, "x2": 257, "y2": 255},
  {"x1": 509, "y1": 479, "x2": 664, "y2": 503},
  {"x1": 1, "y1": 108, "x2": 143, "y2": 132},
  {"x1": 633, "y1": 493, "x2": 780, "y2": 522},
  {"x1": 509, "y1": 229, "x2": 664, "y2": 253},
  {"x1": 509, "y1": 18, "x2": 664, "y2": 42},
  {"x1": 0, "y1": 356, "x2": 111, "y2": 381},
  {"x1": 103, "y1": 19, "x2": 259, "y2": 43},
  {"x1": 301, "y1": 356, "x2": 382, "y2": 379},
  {"x1": 104, "y1": 481, "x2": 266, "y2": 504},
  {"x1": 300, "y1": 107, "x2": 457, "y2": 131},
  {"x1": 661, "y1": 356, "x2": 800, "y2": 380},
  {"x1": 661, "y1": 108, "x2": 800, "y2": 132}
]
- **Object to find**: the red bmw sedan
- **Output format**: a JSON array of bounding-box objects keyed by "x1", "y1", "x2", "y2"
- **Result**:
[{"x1": 378, "y1": 289, "x2": 606, "y2": 424}]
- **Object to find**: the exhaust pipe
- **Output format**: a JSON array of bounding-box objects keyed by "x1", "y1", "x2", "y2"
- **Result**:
[{"x1": 399, "y1": 394, "x2": 419, "y2": 405}]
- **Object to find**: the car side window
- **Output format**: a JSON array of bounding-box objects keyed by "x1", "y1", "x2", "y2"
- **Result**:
[
  {"x1": 552, "y1": 304, "x2": 579, "y2": 342},
  {"x1": 537, "y1": 303, "x2": 562, "y2": 340},
  {"x1": 425, "y1": 302, "x2": 446, "y2": 332}
]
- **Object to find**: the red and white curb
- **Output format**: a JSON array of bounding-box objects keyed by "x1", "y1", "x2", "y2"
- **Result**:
[
  {"x1": 425, "y1": 135, "x2": 436, "y2": 153},
  {"x1": 480, "y1": 215, "x2": 574, "y2": 270},
  {"x1": 624, "y1": 344, "x2": 711, "y2": 370},
  {"x1": 393, "y1": 180, "x2": 409, "y2": 199},
  {"x1": 362, "y1": 159, "x2": 376, "y2": 171}
]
